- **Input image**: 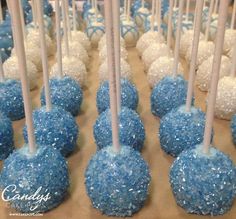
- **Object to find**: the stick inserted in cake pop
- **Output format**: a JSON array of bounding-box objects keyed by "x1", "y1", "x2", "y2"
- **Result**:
[
  {"x1": 19, "y1": 0, "x2": 26, "y2": 40},
  {"x1": 65, "y1": 0, "x2": 72, "y2": 40},
  {"x1": 186, "y1": 0, "x2": 204, "y2": 111},
  {"x1": 104, "y1": 0, "x2": 120, "y2": 153},
  {"x1": 172, "y1": 0, "x2": 184, "y2": 76},
  {"x1": 204, "y1": 0, "x2": 214, "y2": 41},
  {"x1": 9, "y1": 0, "x2": 36, "y2": 154},
  {"x1": 185, "y1": 0, "x2": 190, "y2": 22},
  {"x1": 230, "y1": 0, "x2": 236, "y2": 29},
  {"x1": 203, "y1": 0, "x2": 229, "y2": 154},
  {"x1": 127, "y1": 0, "x2": 131, "y2": 21},
  {"x1": 150, "y1": 0, "x2": 155, "y2": 31},
  {"x1": 213, "y1": 0, "x2": 218, "y2": 14},
  {"x1": 62, "y1": 0, "x2": 70, "y2": 57},
  {"x1": 167, "y1": 0, "x2": 174, "y2": 51},
  {"x1": 72, "y1": 0, "x2": 77, "y2": 31}
]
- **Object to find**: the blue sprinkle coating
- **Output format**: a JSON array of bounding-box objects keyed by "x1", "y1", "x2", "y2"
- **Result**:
[
  {"x1": 0, "y1": 50, "x2": 8, "y2": 63},
  {"x1": 85, "y1": 145, "x2": 151, "y2": 217},
  {"x1": 231, "y1": 115, "x2": 236, "y2": 145},
  {"x1": 41, "y1": 76, "x2": 83, "y2": 117},
  {"x1": 170, "y1": 144, "x2": 236, "y2": 216},
  {"x1": 23, "y1": 106, "x2": 79, "y2": 157},
  {"x1": 131, "y1": 0, "x2": 150, "y2": 17},
  {"x1": 0, "y1": 79, "x2": 25, "y2": 121},
  {"x1": 159, "y1": 106, "x2": 207, "y2": 157},
  {"x1": 43, "y1": 0, "x2": 53, "y2": 17},
  {"x1": 0, "y1": 145, "x2": 69, "y2": 213},
  {"x1": 151, "y1": 75, "x2": 190, "y2": 118},
  {"x1": 96, "y1": 79, "x2": 139, "y2": 114},
  {"x1": 0, "y1": 112, "x2": 14, "y2": 160},
  {"x1": 94, "y1": 107, "x2": 145, "y2": 151},
  {"x1": 0, "y1": 35, "x2": 13, "y2": 56}
]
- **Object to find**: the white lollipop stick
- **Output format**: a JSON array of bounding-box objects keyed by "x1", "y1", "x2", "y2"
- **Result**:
[
  {"x1": 0, "y1": 1, "x2": 3, "y2": 23},
  {"x1": 19, "y1": 0, "x2": 26, "y2": 40},
  {"x1": 124, "y1": 0, "x2": 127, "y2": 17},
  {"x1": 230, "y1": 0, "x2": 236, "y2": 29},
  {"x1": 150, "y1": 0, "x2": 155, "y2": 31},
  {"x1": 0, "y1": 55, "x2": 4, "y2": 83},
  {"x1": 55, "y1": 0, "x2": 63, "y2": 78},
  {"x1": 155, "y1": 0, "x2": 159, "y2": 33},
  {"x1": 127, "y1": 0, "x2": 131, "y2": 22},
  {"x1": 204, "y1": 0, "x2": 215, "y2": 41},
  {"x1": 167, "y1": 0, "x2": 174, "y2": 51},
  {"x1": 112, "y1": 0, "x2": 121, "y2": 113},
  {"x1": 185, "y1": 0, "x2": 190, "y2": 22},
  {"x1": 95, "y1": 0, "x2": 98, "y2": 21},
  {"x1": 9, "y1": 0, "x2": 36, "y2": 154},
  {"x1": 230, "y1": 40, "x2": 236, "y2": 77},
  {"x1": 104, "y1": 0, "x2": 120, "y2": 153},
  {"x1": 192, "y1": 1, "x2": 198, "y2": 30},
  {"x1": 142, "y1": 0, "x2": 145, "y2": 8},
  {"x1": 174, "y1": 0, "x2": 178, "y2": 8},
  {"x1": 31, "y1": 0, "x2": 38, "y2": 28},
  {"x1": 158, "y1": 0, "x2": 163, "y2": 34},
  {"x1": 62, "y1": 0, "x2": 70, "y2": 57},
  {"x1": 65, "y1": 0, "x2": 72, "y2": 41},
  {"x1": 172, "y1": 0, "x2": 184, "y2": 76},
  {"x1": 202, "y1": 0, "x2": 229, "y2": 154},
  {"x1": 186, "y1": 0, "x2": 204, "y2": 112},
  {"x1": 213, "y1": 0, "x2": 218, "y2": 14},
  {"x1": 36, "y1": 0, "x2": 52, "y2": 112},
  {"x1": 72, "y1": 0, "x2": 77, "y2": 31}
]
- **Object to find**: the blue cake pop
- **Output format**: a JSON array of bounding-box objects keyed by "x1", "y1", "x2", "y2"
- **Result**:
[
  {"x1": 41, "y1": 76, "x2": 83, "y2": 116},
  {"x1": 0, "y1": 79, "x2": 25, "y2": 121},
  {"x1": 170, "y1": 144, "x2": 236, "y2": 216},
  {"x1": 231, "y1": 115, "x2": 236, "y2": 145},
  {"x1": 159, "y1": 105, "x2": 208, "y2": 157},
  {"x1": 0, "y1": 145, "x2": 69, "y2": 213},
  {"x1": 0, "y1": 50, "x2": 9, "y2": 63},
  {"x1": 0, "y1": 35, "x2": 13, "y2": 56},
  {"x1": 94, "y1": 107, "x2": 145, "y2": 151},
  {"x1": 0, "y1": 112, "x2": 14, "y2": 160},
  {"x1": 151, "y1": 75, "x2": 189, "y2": 118},
  {"x1": 85, "y1": 145, "x2": 151, "y2": 217},
  {"x1": 23, "y1": 106, "x2": 79, "y2": 157},
  {"x1": 96, "y1": 78, "x2": 138, "y2": 114},
  {"x1": 43, "y1": 0, "x2": 53, "y2": 17},
  {"x1": 131, "y1": 0, "x2": 150, "y2": 17}
]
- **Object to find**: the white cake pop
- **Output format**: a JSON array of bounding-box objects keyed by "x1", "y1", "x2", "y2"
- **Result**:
[
  {"x1": 134, "y1": 6, "x2": 150, "y2": 30},
  {"x1": 142, "y1": 43, "x2": 171, "y2": 71},
  {"x1": 99, "y1": 44, "x2": 128, "y2": 63},
  {"x1": 86, "y1": 21, "x2": 105, "y2": 48},
  {"x1": 180, "y1": 30, "x2": 204, "y2": 57},
  {"x1": 196, "y1": 55, "x2": 231, "y2": 91},
  {"x1": 215, "y1": 76, "x2": 236, "y2": 120},
  {"x1": 62, "y1": 41, "x2": 89, "y2": 66},
  {"x1": 99, "y1": 58, "x2": 132, "y2": 82},
  {"x1": 147, "y1": 56, "x2": 184, "y2": 88},
  {"x1": 121, "y1": 20, "x2": 139, "y2": 47},
  {"x1": 136, "y1": 31, "x2": 165, "y2": 55},
  {"x1": 98, "y1": 34, "x2": 126, "y2": 51},
  {"x1": 50, "y1": 56, "x2": 87, "y2": 87},
  {"x1": 223, "y1": 29, "x2": 236, "y2": 54},
  {"x1": 185, "y1": 40, "x2": 214, "y2": 66},
  {"x1": 26, "y1": 29, "x2": 54, "y2": 56},
  {"x1": 3, "y1": 56, "x2": 38, "y2": 90}
]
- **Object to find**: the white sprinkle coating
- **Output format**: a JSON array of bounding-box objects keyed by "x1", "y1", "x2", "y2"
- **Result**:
[
  {"x1": 98, "y1": 34, "x2": 126, "y2": 51},
  {"x1": 223, "y1": 29, "x2": 236, "y2": 55}
]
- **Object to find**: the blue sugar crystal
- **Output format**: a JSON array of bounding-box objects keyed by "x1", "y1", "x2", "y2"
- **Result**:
[
  {"x1": 151, "y1": 75, "x2": 189, "y2": 118},
  {"x1": 96, "y1": 79, "x2": 138, "y2": 114},
  {"x1": 85, "y1": 145, "x2": 151, "y2": 217},
  {"x1": 159, "y1": 105, "x2": 208, "y2": 157},
  {"x1": 41, "y1": 76, "x2": 83, "y2": 117},
  {"x1": 94, "y1": 107, "x2": 145, "y2": 151},
  {"x1": 0, "y1": 112, "x2": 14, "y2": 160},
  {"x1": 231, "y1": 115, "x2": 236, "y2": 145},
  {"x1": 170, "y1": 144, "x2": 236, "y2": 216},
  {"x1": 0, "y1": 79, "x2": 25, "y2": 121},
  {"x1": 23, "y1": 106, "x2": 79, "y2": 157},
  {"x1": 0, "y1": 145, "x2": 69, "y2": 213}
]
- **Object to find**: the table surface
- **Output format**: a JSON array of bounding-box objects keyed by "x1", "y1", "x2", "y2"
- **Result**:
[{"x1": 0, "y1": 47, "x2": 235, "y2": 219}]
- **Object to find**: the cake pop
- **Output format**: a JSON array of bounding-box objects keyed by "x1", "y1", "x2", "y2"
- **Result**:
[
  {"x1": 99, "y1": 58, "x2": 132, "y2": 82},
  {"x1": 0, "y1": 34, "x2": 13, "y2": 56},
  {"x1": 196, "y1": 55, "x2": 231, "y2": 91},
  {"x1": 0, "y1": 112, "x2": 14, "y2": 160},
  {"x1": 96, "y1": 79, "x2": 138, "y2": 114},
  {"x1": 131, "y1": 0, "x2": 150, "y2": 17},
  {"x1": 98, "y1": 34, "x2": 126, "y2": 51},
  {"x1": 68, "y1": 30, "x2": 91, "y2": 52},
  {"x1": 0, "y1": 0, "x2": 69, "y2": 213},
  {"x1": 86, "y1": 21, "x2": 105, "y2": 47},
  {"x1": 231, "y1": 115, "x2": 236, "y2": 145},
  {"x1": 170, "y1": 1, "x2": 236, "y2": 216},
  {"x1": 133, "y1": 0, "x2": 150, "y2": 30}
]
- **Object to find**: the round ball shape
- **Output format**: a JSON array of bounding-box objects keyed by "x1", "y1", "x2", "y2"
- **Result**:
[
  {"x1": 136, "y1": 31, "x2": 165, "y2": 55},
  {"x1": 98, "y1": 34, "x2": 126, "y2": 51},
  {"x1": 160, "y1": 106, "x2": 206, "y2": 157},
  {"x1": 134, "y1": 7, "x2": 151, "y2": 29},
  {"x1": 147, "y1": 56, "x2": 183, "y2": 88},
  {"x1": 121, "y1": 20, "x2": 139, "y2": 47},
  {"x1": 68, "y1": 31, "x2": 91, "y2": 52},
  {"x1": 41, "y1": 76, "x2": 83, "y2": 116},
  {"x1": 3, "y1": 56, "x2": 38, "y2": 90},
  {"x1": 94, "y1": 107, "x2": 145, "y2": 151},
  {"x1": 151, "y1": 75, "x2": 188, "y2": 118},
  {"x1": 96, "y1": 79, "x2": 138, "y2": 114},
  {"x1": 0, "y1": 145, "x2": 69, "y2": 213},
  {"x1": 170, "y1": 144, "x2": 236, "y2": 216},
  {"x1": 215, "y1": 76, "x2": 236, "y2": 120},
  {"x1": 99, "y1": 45, "x2": 128, "y2": 62},
  {"x1": 0, "y1": 112, "x2": 14, "y2": 160},
  {"x1": 231, "y1": 115, "x2": 236, "y2": 145},
  {"x1": 142, "y1": 43, "x2": 171, "y2": 71},
  {"x1": 99, "y1": 58, "x2": 132, "y2": 82},
  {"x1": 85, "y1": 145, "x2": 151, "y2": 217},
  {"x1": 196, "y1": 55, "x2": 231, "y2": 91},
  {"x1": 223, "y1": 29, "x2": 236, "y2": 54},
  {"x1": 23, "y1": 106, "x2": 78, "y2": 157},
  {"x1": 86, "y1": 22, "x2": 105, "y2": 47},
  {"x1": 50, "y1": 56, "x2": 87, "y2": 87},
  {"x1": 185, "y1": 41, "x2": 214, "y2": 66},
  {"x1": 0, "y1": 79, "x2": 25, "y2": 121},
  {"x1": 62, "y1": 41, "x2": 89, "y2": 66}
]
